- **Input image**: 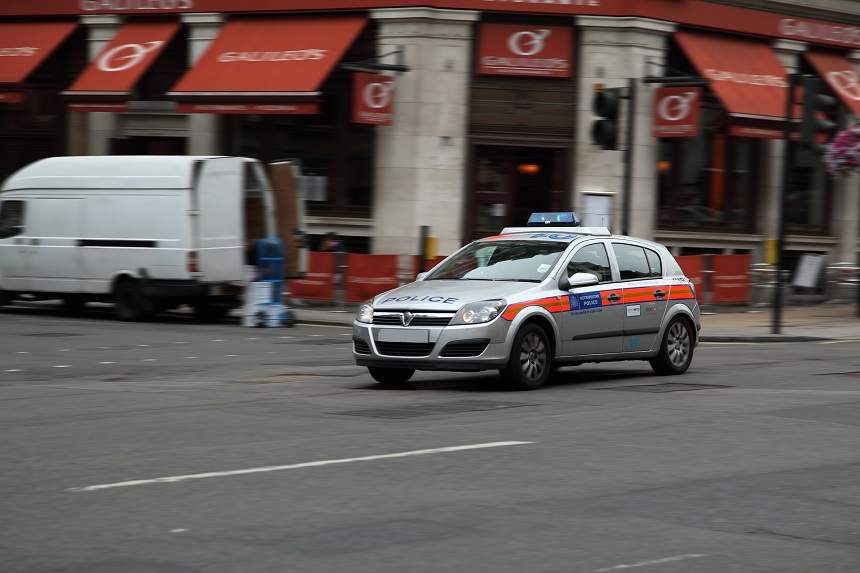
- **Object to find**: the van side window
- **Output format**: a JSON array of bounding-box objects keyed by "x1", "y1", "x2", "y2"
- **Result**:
[
  {"x1": 567, "y1": 243, "x2": 611, "y2": 283},
  {"x1": 0, "y1": 201, "x2": 25, "y2": 239},
  {"x1": 645, "y1": 248, "x2": 662, "y2": 278},
  {"x1": 612, "y1": 243, "x2": 650, "y2": 281}
]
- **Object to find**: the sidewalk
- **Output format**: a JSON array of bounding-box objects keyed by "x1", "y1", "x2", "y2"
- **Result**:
[{"x1": 293, "y1": 303, "x2": 860, "y2": 342}]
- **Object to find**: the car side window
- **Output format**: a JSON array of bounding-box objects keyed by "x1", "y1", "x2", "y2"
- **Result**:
[
  {"x1": 567, "y1": 243, "x2": 612, "y2": 283},
  {"x1": 645, "y1": 248, "x2": 662, "y2": 278},
  {"x1": 612, "y1": 243, "x2": 650, "y2": 281},
  {"x1": 0, "y1": 200, "x2": 25, "y2": 239}
]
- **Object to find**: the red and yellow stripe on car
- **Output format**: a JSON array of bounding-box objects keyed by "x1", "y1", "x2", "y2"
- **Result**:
[
  {"x1": 502, "y1": 296, "x2": 570, "y2": 320},
  {"x1": 668, "y1": 284, "x2": 695, "y2": 301}
]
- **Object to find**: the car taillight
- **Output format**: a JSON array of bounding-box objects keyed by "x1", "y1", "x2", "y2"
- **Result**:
[{"x1": 188, "y1": 250, "x2": 199, "y2": 273}]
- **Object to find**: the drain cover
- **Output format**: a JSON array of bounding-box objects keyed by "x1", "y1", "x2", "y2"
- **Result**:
[
  {"x1": 335, "y1": 400, "x2": 535, "y2": 419},
  {"x1": 596, "y1": 383, "x2": 730, "y2": 393}
]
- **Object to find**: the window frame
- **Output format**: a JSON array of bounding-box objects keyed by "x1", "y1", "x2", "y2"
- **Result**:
[
  {"x1": 644, "y1": 247, "x2": 663, "y2": 279},
  {"x1": 564, "y1": 240, "x2": 614, "y2": 284},
  {"x1": 0, "y1": 199, "x2": 26, "y2": 239},
  {"x1": 610, "y1": 242, "x2": 657, "y2": 283}
]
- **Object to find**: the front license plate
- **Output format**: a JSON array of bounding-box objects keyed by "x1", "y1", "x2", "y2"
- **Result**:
[{"x1": 377, "y1": 329, "x2": 429, "y2": 343}]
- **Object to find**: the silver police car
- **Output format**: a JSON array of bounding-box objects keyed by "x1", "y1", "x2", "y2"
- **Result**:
[{"x1": 353, "y1": 213, "x2": 700, "y2": 390}]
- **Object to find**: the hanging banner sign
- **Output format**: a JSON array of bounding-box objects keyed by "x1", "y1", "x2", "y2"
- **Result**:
[
  {"x1": 352, "y1": 72, "x2": 394, "y2": 125},
  {"x1": 653, "y1": 86, "x2": 701, "y2": 138},
  {"x1": 477, "y1": 23, "x2": 572, "y2": 78}
]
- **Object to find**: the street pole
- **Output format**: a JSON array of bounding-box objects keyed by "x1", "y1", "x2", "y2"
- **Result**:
[
  {"x1": 773, "y1": 73, "x2": 799, "y2": 334},
  {"x1": 622, "y1": 77, "x2": 637, "y2": 236}
]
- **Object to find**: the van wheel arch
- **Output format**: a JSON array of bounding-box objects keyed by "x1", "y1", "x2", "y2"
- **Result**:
[{"x1": 112, "y1": 275, "x2": 153, "y2": 321}]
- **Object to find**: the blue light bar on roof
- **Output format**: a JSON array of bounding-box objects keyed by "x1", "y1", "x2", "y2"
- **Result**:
[{"x1": 527, "y1": 212, "x2": 581, "y2": 227}]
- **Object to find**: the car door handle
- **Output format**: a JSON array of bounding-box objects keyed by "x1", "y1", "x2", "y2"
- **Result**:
[
  {"x1": 654, "y1": 289, "x2": 667, "y2": 298},
  {"x1": 607, "y1": 293, "x2": 621, "y2": 303}
]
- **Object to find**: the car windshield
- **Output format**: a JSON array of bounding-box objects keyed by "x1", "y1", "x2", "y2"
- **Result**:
[{"x1": 426, "y1": 240, "x2": 568, "y2": 282}]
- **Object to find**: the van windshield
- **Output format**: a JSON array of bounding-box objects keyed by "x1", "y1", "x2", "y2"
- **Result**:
[{"x1": 426, "y1": 240, "x2": 567, "y2": 283}]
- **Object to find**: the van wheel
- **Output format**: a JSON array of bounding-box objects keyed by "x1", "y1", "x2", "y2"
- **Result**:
[
  {"x1": 113, "y1": 280, "x2": 153, "y2": 322},
  {"x1": 650, "y1": 318, "x2": 694, "y2": 375},
  {"x1": 500, "y1": 323, "x2": 552, "y2": 390},
  {"x1": 368, "y1": 367, "x2": 414, "y2": 387},
  {"x1": 0, "y1": 290, "x2": 8, "y2": 307}
]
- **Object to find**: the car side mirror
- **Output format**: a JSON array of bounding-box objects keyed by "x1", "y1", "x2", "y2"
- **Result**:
[
  {"x1": 568, "y1": 272, "x2": 600, "y2": 289},
  {"x1": 416, "y1": 272, "x2": 428, "y2": 281}
]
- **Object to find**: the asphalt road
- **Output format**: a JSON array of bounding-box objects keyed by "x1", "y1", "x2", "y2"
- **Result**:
[{"x1": 2, "y1": 303, "x2": 860, "y2": 573}]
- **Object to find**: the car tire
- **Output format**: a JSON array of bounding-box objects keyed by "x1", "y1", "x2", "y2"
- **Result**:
[
  {"x1": 501, "y1": 323, "x2": 552, "y2": 390},
  {"x1": 650, "y1": 317, "x2": 694, "y2": 376},
  {"x1": 113, "y1": 279, "x2": 154, "y2": 322},
  {"x1": 368, "y1": 367, "x2": 414, "y2": 387},
  {"x1": 0, "y1": 290, "x2": 9, "y2": 307}
]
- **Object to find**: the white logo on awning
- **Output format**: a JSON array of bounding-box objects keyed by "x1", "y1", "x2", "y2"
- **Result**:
[
  {"x1": 657, "y1": 91, "x2": 697, "y2": 121},
  {"x1": 97, "y1": 41, "x2": 164, "y2": 72},
  {"x1": 827, "y1": 70, "x2": 860, "y2": 101},
  {"x1": 363, "y1": 80, "x2": 393, "y2": 109}
]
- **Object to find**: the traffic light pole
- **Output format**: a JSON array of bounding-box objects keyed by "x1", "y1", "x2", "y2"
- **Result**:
[
  {"x1": 772, "y1": 73, "x2": 799, "y2": 335},
  {"x1": 621, "y1": 77, "x2": 636, "y2": 236}
]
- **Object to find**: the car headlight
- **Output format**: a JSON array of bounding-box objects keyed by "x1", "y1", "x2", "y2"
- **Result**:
[
  {"x1": 357, "y1": 302, "x2": 374, "y2": 324},
  {"x1": 451, "y1": 300, "x2": 506, "y2": 325}
]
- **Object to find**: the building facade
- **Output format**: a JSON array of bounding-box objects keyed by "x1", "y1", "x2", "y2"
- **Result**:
[{"x1": 1, "y1": 0, "x2": 859, "y2": 271}]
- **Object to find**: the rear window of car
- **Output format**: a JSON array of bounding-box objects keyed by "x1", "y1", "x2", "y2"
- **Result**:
[
  {"x1": 645, "y1": 248, "x2": 662, "y2": 278},
  {"x1": 613, "y1": 243, "x2": 663, "y2": 280}
]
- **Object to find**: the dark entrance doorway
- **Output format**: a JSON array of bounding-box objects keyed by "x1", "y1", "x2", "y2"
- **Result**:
[
  {"x1": 467, "y1": 145, "x2": 566, "y2": 240},
  {"x1": 109, "y1": 136, "x2": 187, "y2": 155}
]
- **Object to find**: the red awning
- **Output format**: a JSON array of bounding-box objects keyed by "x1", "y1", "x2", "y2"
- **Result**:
[
  {"x1": 675, "y1": 31, "x2": 789, "y2": 120},
  {"x1": 805, "y1": 51, "x2": 860, "y2": 118},
  {"x1": 0, "y1": 21, "x2": 76, "y2": 85},
  {"x1": 169, "y1": 15, "x2": 366, "y2": 101},
  {"x1": 65, "y1": 21, "x2": 179, "y2": 98}
]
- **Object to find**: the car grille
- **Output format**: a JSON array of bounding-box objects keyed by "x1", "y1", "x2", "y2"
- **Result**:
[
  {"x1": 353, "y1": 338, "x2": 371, "y2": 354},
  {"x1": 440, "y1": 339, "x2": 491, "y2": 358},
  {"x1": 375, "y1": 342, "x2": 436, "y2": 357},
  {"x1": 372, "y1": 314, "x2": 453, "y2": 327}
]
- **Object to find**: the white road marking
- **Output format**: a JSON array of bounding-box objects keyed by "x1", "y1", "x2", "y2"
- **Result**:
[
  {"x1": 170, "y1": 528, "x2": 188, "y2": 534},
  {"x1": 98, "y1": 346, "x2": 110, "y2": 350},
  {"x1": 4, "y1": 369, "x2": 22, "y2": 373},
  {"x1": 53, "y1": 365, "x2": 70, "y2": 369},
  {"x1": 310, "y1": 334, "x2": 324, "y2": 337},
  {"x1": 211, "y1": 339, "x2": 225, "y2": 342},
  {"x1": 98, "y1": 362, "x2": 116, "y2": 365},
  {"x1": 818, "y1": 339, "x2": 860, "y2": 345},
  {"x1": 59, "y1": 349, "x2": 71, "y2": 352},
  {"x1": 595, "y1": 554, "x2": 707, "y2": 572},
  {"x1": 247, "y1": 337, "x2": 258, "y2": 340},
  {"x1": 184, "y1": 356, "x2": 198, "y2": 359},
  {"x1": 16, "y1": 351, "x2": 29, "y2": 355},
  {"x1": 137, "y1": 344, "x2": 150, "y2": 348},
  {"x1": 142, "y1": 359, "x2": 157, "y2": 362},
  {"x1": 699, "y1": 342, "x2": 756, "y2": 346},
  {"x1": 69, "y1": 441, "x2": 534, "y2": 492},
  {"x1": 225, "y1": 354, "x2": 239, "y2": 358},
  {"x1": 174, "y1": 342, "x2": 187, "y2": 345},
  {"x1": 279, "y1": 336, "x2": 293, "y2": 339}
]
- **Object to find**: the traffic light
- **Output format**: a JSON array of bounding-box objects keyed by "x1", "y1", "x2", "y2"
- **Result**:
[
  {"x1": 591, "y1": 87, "x2": 622, "y2": 150},
  {"x1": 797, "y1": 76, "x2": 837, "y2": 167}
]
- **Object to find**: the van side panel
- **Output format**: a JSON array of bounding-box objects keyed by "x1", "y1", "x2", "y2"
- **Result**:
[
  {"x1": 80, "y1": 190, "x2": 189, "y2": 294},
  {"x1": 26, "y1": 197, "x2": 84, "y2": 293}
]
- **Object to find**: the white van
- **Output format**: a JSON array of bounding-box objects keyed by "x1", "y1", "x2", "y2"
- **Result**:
[{"x1": 0, "y1": 156, "x2": 274, "y2": 321}]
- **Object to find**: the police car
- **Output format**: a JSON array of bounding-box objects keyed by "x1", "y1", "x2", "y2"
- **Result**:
[{"x1": 353, "y1": 213, "x2": 700, "y2": 390}]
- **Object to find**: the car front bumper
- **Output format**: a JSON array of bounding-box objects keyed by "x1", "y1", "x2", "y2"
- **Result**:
[{"x1": 352, "y1": 318, "x2": 511, "y2": 371}]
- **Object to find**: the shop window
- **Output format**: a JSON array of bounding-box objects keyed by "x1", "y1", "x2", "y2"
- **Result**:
[
  {"x1": 657, "y1": 107, "x2": 759, "y2": 233},
  {"x1": 785, "y1": 165, "x2": 832, "y2": 235}
]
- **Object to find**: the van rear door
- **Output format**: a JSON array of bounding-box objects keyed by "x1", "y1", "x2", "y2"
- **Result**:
[{"x1": 194, "y1": 157, "x2": 244, "y2": 283}]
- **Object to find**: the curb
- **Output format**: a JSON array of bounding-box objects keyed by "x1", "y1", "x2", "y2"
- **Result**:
[{"x1": 699, "y1": 335, "x2": 829, "y2": 343}]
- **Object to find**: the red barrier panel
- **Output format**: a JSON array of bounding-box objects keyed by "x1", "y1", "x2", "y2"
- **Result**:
[
  {"x1": 712, "y1": 254, "x2": 750, "y2": 303},
  {"x1": 675, "y1": 255, "x2": 704, "y2": 293},
  {"x1": 345, "y1": 254, "x2": 400, "y2": 303},
  {"x1": 288, "y1": 251, "x2": 335, "y2": 301}
]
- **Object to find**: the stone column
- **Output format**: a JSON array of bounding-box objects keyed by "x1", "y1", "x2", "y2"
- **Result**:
[
  {"x1": 759, "y1": 40, "x2": 807, "y2": 255},
  {"x1": 575, "y1": 16, "x2": 675, "y2": 239},
  {"x1": 81, "y1": 15, "x2": 121, "y2": 156},
  {"x1": 181, "y1": 13, "x2": 223, "y2": 156},
  {"x1": 832, "y1": 50, "x2": 860, "y2": 265},
  {"x1": 370, "y1": 8, "x2": 478, "y2": 255}
]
